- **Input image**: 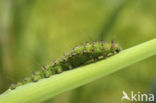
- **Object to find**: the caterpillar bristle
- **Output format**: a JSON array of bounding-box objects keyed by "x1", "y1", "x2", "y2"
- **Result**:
[
  {"x1": 83, "y1": 50, "x2": 86, "y2": 54},
  {"x1": 93, "y1": 58, "x2": 97, "y2": 62},
  {"x1": 92, "y1": 42, "x2": 95, "y2": 47},
  {"x1": 102, "y1": 48, "x2": 105, "y2": 51},
  {"x1": 32, "y1": 72, "x2": 42, "y2": 82},
  {"x1": 72, "y1": 53, "x2": 74, "y2": 57},
  {"x1": 85, "y1": 42, "x2": 89, "y2": 46},
  {"x1": 23, "y1": 77, "x2": 31, "y2": 84},
  {"x1": 62, "y1": 57, "x2": 66, "y2": 62},
  {"x1": 53, "y1": 60, "x2": 57, "y2": 65},
  {"x1": 42, "y1": 68, "x2": 52, "y2": 78},
  {"x1": 111, "y1": 40, "x2": 114, "y2": 48},
  {"x1": 103, "y1": 55, "x2": 107, "y2": 59},
  {"x1": 41, "y1": 66, "x2": 47, "y2": 70},
  {"x1": 101, "y1": 41, "x2": 104, "y2": 46},
  {"x1": 92, "y1": 48, "x2": 94, "y2": 52}
]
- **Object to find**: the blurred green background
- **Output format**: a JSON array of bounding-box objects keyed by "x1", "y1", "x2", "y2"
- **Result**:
[{"x1": 0, "y1": 0, "x2": 156, "y2": 103}]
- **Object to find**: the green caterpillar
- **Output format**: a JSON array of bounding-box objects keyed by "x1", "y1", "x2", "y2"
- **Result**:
[{"x1": 10, "y1": 41, "x2": 122, "y2": 90}]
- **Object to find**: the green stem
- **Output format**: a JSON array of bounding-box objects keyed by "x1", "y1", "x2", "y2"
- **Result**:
[{"x1": 0, "y1": 39, "x2": 156, "y2": 103}]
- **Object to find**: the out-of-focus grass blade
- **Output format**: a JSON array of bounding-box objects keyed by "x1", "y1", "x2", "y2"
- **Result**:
[{"x1": 99, "y1": 0, "x2": 129, "y2": 40}]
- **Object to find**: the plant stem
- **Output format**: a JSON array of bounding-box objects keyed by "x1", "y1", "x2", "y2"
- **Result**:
[{"x1": 0, "y1": 39, "x2": 156, "y2": 103}]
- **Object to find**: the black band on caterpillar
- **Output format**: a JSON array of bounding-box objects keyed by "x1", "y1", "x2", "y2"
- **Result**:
[{"x1": 10, "y1": 41, "x2": 122, "y2": 90}]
